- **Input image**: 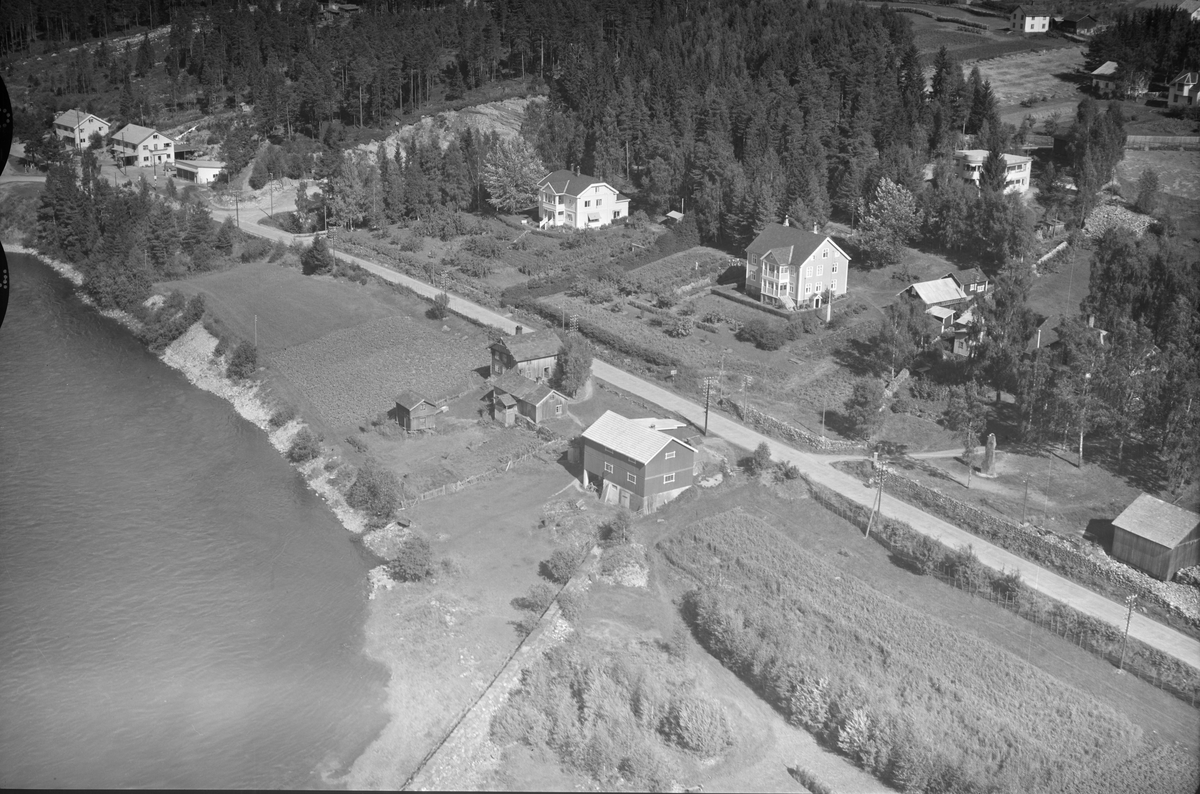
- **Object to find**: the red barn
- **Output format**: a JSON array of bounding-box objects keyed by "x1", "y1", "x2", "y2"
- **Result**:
[{"x1": 580, "y1": 411, "x2": 696, "y2": 513}]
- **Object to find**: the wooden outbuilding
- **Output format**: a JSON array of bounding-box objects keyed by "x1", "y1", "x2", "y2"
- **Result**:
[
  {"x1": 488, "y1": 327, "x2": 562, "y2": 383},
  {"x1": 580, "y1": 410, "x2": 696, "y2": 513},
  {"x1": 1111, "y1": 494, "x2": 1200, "y2": 581},
  {"x1": 394, "y1": 391, "x2": 438, "y2": 431},
  {"x1": 490, "y1": 371, "x2": 567, "y2": 427}
]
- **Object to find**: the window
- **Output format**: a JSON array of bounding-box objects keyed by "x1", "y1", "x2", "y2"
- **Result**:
[
  {"x1": 584, "y1": 200, "x2": 590, "y2": 207},
  {"x1": 613, "y1": 211, "x2": 620, "y2": 220},
  {"x1": 557, "y1": 196, "x2": 563, "y2": 205},
  {"x1": 597, "y1": 198, "x2": 603, "y2": 206},
  {"x1": 543, "y1": 366, "x2": 551, "y2": 378},
  {"x1": 555, "y1": 404, "x2": 563, "y2": 416},
  {"x1": 832, "y1": 263, "x2": 838, "y2": 273},
  {"x1": 806, "y1": 266, "x2": 813, "y2": 277},
  {"x1": 627, "y1": 473, "x2": 637, "y2": 484},
  {"x1": 665, "y1": 451, "x2": 676, "y2": 460},
  {"x1": 664, "y1": 473, "x2": 675, "y2": 484},
  {"x1": 805, "y1": 284, "x2": 812, "y2": 294},
  {"x1": 815, "y1": 282, "x2": 822, "y2": 293},
  {"x1": 604, "y1": 462, "x2": 614, "y2": 474},
  {"x1": 567, "y1": 214, "x2": 574, "y2": 223},
  {"x1": 831, "y1": 279, "x2": 837, "y2": 291},
  {"x1": 558, "y1": 210, "x2": 564, "y2": 216},
  {"x1": 817, "y1": 263, "x2": 823, "y2": 276},
  {"x1": 822, "y1": 248, "x2": 829, "y2": 258}
]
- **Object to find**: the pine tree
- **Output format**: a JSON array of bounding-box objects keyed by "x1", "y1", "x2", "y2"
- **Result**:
[
  {"x1": 135, "y1": 32, "x2": 155, "y2": 77},
  {"x1": 979, "y1": 145, "x2": 1008, "y2": 194}
]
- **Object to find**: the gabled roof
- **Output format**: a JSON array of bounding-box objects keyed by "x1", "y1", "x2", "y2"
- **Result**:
[
  {"x1": 746, "y1": 223, "x2": 849, "y2": 267},
  {"x1": 1113, "y1": 494, "x2": 1200, "y2": 548},
  {"x1": 539, "y1": 169, "x2": 611, "y2": 197},
  {"x1": 926, "y1": 305, "x2": 956, "y2": 321},
  {"x1": 111, "y1": 124, "x2": 172, "y2": 147},
  {"x1": 900, "y1": 277, "x2": 967, "y2": 305},
  {"x1": 1063, "y1": 13, "x2": 1097, "y2": 23},
  {"x1": 174, "y1": 159, "x2": 226, "y2": 170},
  {"x1": 1091, "y1": 61, "x2": 1119, "y2": 77},
  {"x1": 954, "y1": 305, "x2": 978, "y2": 328},
  {"x1": 582, "y1": 410, "x2": 696, "y2": 466},
  {"x1": 1170, "y1": 71, "x2": 1199, "y2": 85},
  {"x1": 1027, "y1": 314, "x2": 1062, "y2": 352},
  {"x1": 489, "y1": 329, "x2": 562, "y2": 363},
  {"x1": 1011, "y1": 5, "x2": 1051, "y2": 17},
  {"x1": 492, "y1": 371, "x2": 562, "y2": 406},
  {"x1": 630, "y1": 418, "x2": 688, "y2": 432},
  {"x1": 53, "y1": 109, "x2": 108, "y2": 129},
  {"x1": 944, "y1": 268, "x2": 989, "y2": 288},
  {"x1": 395, "y1": 390, "x2": 436, "y2": 411}
]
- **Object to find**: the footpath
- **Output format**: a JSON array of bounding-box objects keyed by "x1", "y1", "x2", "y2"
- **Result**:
[{"x1": 6, "y1": 174, "x2": 1195, "y2": 673}]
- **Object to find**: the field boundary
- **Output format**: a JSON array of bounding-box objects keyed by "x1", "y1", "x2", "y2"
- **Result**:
[
  {"x1": 1125, "y1": 135, "x2": 1200, "y2": 149},
  {"x1": 398, "y1": 436, "x2": 567, "y2": 510},
  {"x1": 718, "y1": 396, "x2": 864, "y2": 454}
]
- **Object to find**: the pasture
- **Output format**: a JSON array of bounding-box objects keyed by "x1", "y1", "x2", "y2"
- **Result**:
[
  {"x1": 968, "y1": 47, "x2": 1087, "y2": 108},
  {"x1": 1117, "y1": 149, "x2": 1200, "y2": 201},
  {"x1": 657, "y1": 505, "x2": 1196, "y2": 793},
  {"x1": 271, "y1": 314, "x2": 490, "y2": 430}
]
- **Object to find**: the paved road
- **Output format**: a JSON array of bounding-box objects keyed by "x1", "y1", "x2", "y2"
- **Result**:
[{"x1": 13, "y1": 172, "x2": 1198, "y2": 672}]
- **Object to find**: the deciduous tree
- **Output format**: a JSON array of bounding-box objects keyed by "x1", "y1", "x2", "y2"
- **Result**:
[{"x1": 482, "y1": 136, "x2": 545, "y2": 213}]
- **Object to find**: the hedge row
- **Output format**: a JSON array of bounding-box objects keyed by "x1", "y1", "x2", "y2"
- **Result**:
[{"x1": 517, "y1": 297, "x2": 682, "y2": 368}]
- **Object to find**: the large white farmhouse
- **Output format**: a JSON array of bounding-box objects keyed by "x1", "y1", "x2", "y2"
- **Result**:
[{"x1": 538, "y1": 170, "x2": 630, "y2": 229}]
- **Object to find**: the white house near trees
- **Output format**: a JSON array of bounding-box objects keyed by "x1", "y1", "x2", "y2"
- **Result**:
[
  {"x1": 52, "y1": 109, "x2": 110, "y2": 148},
  {"x1": 538, "y1": 170, "x2": 630, "y2": 229},
  {"x1": 110, "y1": 124, "x2": 176, "y2": 168}
]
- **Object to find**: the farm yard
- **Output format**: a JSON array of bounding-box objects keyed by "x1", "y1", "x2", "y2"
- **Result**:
[
  {"x1": 872, "y1": 4, "x2": 1080, "y2": 63},
  {"x1": 271, "y1": 315, "x2": 491, "y2": 430}
]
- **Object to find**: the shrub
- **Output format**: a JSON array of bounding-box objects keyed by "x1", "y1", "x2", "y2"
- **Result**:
[
  {"x1": 668, "y1": 316, "x2": 694, "y2": 338},
  {"x1": 428, "y1": 291, "x2": 451, "y2": 320},
  {"x1": 287, "y1": 428, "x2": 322, "y2": 462},
  {"x1": 606, "y1": 508, "x2": 634, "y2": 544},
  {"x1": 749, "y1": 441, "x2": 773, "y2": 474},
  {"x1": 737, "y1": 317, "x2": 787, "y2": 350},
  {"x1": 557, "y1": 588, "x2": 587, "y2": 624},
  {"x1": 240, "y1": 237, "x2": 273, "y2": 262},
  {"x1": 213, "y1": 334, "x2": 231, "y2": 359},
  {"x1": 267, "y1": 239, "x2": 289, "y2": 263},
  {"x1": 226, "y1": 341, "x2": 258, "y2": 380},
  {"x1": 658, "y1": 694, "x2": 732, "y2": 756},
  {"x1": 544, "y1": 547, "x2": 583, "y2": 584},
  {"x1": 345, "y1": 434, "x2": 369, "y2": 453},
  {"x1": 345, "y1": 457, "x2": 403, "y2": 520},
  {"x1": 463, "y1": 235, "x2": 503, "y2": 258},
  {"x1": 389, "y1": 533, "x2": 434, "y2": 582},
  {"x1": 521, "y1": 582, "x2": 558, "y2": 614},
  {"x1": 654, "y1": 292, "x2": 678, "y2": 309},
  {"x1": 269, "y1": 404, "x2": 298, "y2": 429}
]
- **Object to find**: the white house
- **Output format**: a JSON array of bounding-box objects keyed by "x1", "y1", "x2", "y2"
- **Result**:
[
  {"x1": 745, "y1": 221, "x2": 851, "y2": 310},
  {"x1": 52, "y1": 109, "x2": 110, "y2": 148},
  {"x1": 110, "y1": 124, "x2": 176, "y2": 168},
  {"x1": 1168, "y1": 71, "x2": 1199, "y2": 108},
  {"x1": 1010, "y1": 5, "x2": 1051, "y2": 32},
  {"x1": 1091, "y1": 61, "x2": 1119, "y2": 96},
  {"x1": 173, "y1": 159, "x2": 226, "y2": 186},
  {"x1": 952, "y1": 149, "x2": 1032, "y2": 194},
  {"x1": 538, "y1": 170, "x2": 630, "y2": 229}
]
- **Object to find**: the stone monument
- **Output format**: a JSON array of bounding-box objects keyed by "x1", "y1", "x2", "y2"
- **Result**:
[{"x1": 982, "y1": 433, "x2": 997, "y2": 477}]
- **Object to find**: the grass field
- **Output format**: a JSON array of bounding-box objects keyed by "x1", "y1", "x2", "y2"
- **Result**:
[
  {"x1": 271, "y1": 314, "x2": 489, "y2": 429},
  {"x1": 969, "y1": 47, "x2": 1087, "y2": 107},
  {"x1": 1117, "y1": 149, "x2": 1200, "y2": 201},
  {"x1": 657, "y1": 505, "x2": 1194, "y2": 793}
]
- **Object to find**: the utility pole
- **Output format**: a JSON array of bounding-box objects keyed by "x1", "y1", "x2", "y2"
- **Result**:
[
  {"x1": 702, "y1": 376, "x2": 718, "y2": 436},
  {"x1": 254, "y1": 314, "x2": 258, "y2": 348},
  {"x1": 741, "y1": 375, "x2": 753, "y2": 417},
  {"x1": 1117, "y1": 594, "x2": 1137, "y2": 672},
  {"x1": 234, "y1": 194, "x2": 240, "y2": 228},
  {"x1": 1021, "y1": 480, "x2": 1029, "y2": 525},
  {"x1": 822, "y1": 395, "x2": 826, "y2": 439},
  {"x1": 866, "y1": 464, "x2": 887, "y2": 540}
]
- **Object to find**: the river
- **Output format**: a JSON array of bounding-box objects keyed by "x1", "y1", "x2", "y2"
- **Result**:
[{"x1": 0, "y1": 253, "x2": 389, "y2": 788}]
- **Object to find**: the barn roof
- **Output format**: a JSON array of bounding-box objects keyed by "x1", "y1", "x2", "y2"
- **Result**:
[
  {"x1": 490, "y1": 328, "x2": 562, "y2": 362},
  {"x1": 492, "y1": 371, "x2": 561, "y2": 406},
  {"x1": 582, "y1": 410, "x2": 695, "y2": 466},
  {"x1": 1092, "y1": 61, "x2": 1119, "y2": 77},
  {"x1": 1112, "y1": 494, "x2": 1200, "y2": 548},
  {"x1": 944, "y1": 268, "x2": 989, "y2": 288},
  {"x1": 899, "y1": 277, "x2": 967, "y2": 305},
  {"x1": 746, "y1": 223, "x2": 848, "y2": 267},
  {"x1": 394, "y1": 390, "x2": 435, "y2": 411}
]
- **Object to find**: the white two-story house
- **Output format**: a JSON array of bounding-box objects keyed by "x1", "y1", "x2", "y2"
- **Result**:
[
  {"x1": 110, "y1": 124, "x2": 176, "y2": 169},
  {"x1": 953, "y1": 149, "x2": 1032, "y2": 194},
  {"x1": 538, "y1": 170, "x2": 630, "y2": 229},
  {"x1": 1168, "y1": 71, "x2": 1199, "y2": 108},
  {"x1": 745, "y1": 221, "x2": 851, "y2": 310},
  {"x1": 1010, "y1": 5, "x2": 1051, "y2": 32},
  {"x1": 52, "y1": 109, "x2": 111, "y2": 148}
]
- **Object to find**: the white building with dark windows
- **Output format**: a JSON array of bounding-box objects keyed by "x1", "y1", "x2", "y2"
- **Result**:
[
  {"x1": 1009, "y1": 5, "x2": 1051, "y2": 32},
  {"x1": 110, "y1": 124, "x2": 176, "y2": 168},
  {"x1": 173, "y1": 159, "x2": 226, "y2": 186},
  {"x1": 52, "y1": 109, "x2": 110, "y2": 148},
  {"x1": 538, "y1": 170, "x2": 630, "y2": 229},
  {"x1": 953, "y1": 150, "x2": 1032, "y2": 194},
  {"x1": 744, "y1": 221, "x2": 851, "y2": 310}
]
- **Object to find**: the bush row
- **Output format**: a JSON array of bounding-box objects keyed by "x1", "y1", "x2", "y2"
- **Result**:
[{"x1": 516, "y1": 297, "x2": 682, "y2": 368}]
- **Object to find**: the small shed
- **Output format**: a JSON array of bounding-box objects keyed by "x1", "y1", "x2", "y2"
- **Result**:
[
  {"x1": 395, "y1": 390, "x2": 438, "y2": 431},
  {"x1": 491, "y1": 371, "x2": 567, "y2": 426},
  {"x1": 1111, "y1": 495, "x2": 1200, "y2": 581},
  {"x1": 488, "y1": 327, "x2": 562, "y2": 383}
]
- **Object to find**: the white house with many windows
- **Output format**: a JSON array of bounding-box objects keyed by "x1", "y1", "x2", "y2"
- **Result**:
[
  {"x1": 1009, "y1": 5, "x2": 1051, "y2": 32},
  {"x1": 52, "y1": 109, "x2": 111, "y2": 148},
  {"x1": 110, "y1": 124, "x2": 176, "y2": 168},
  {"x1": 744, "y1": 221, "x2": 850, "y2": 310},
  {"x1": 538, "y1": 170, "x2": 630, "y2": 229},
  {"x1": 953, "y1": 150, "x2": 1032, "y2": 194}
]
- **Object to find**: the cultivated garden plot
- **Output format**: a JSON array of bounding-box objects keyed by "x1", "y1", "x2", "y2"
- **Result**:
[
  {"x1": 658, "y1": 508, "x2": 1194, "y2": 794},
  {"x1": 968, "y1": 47, "x2": 1087, "y2": 108},
  {"x1": 271, "y1": 315, "x2": 490, "y2": 429},
  {"x1": 622, "y1": 246, "x2": 731, "y2": 295}
]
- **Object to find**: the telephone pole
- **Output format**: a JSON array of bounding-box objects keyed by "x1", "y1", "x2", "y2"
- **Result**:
[
  {"x1": 702, "y1": 376, "x2": 718, "y2": 436},
  {"x1": 865, "y1": 464, "x2": 888, "y2": 540},
  {"x1": 1117, "y1": 594, "x2": 1137, "y2": 672}
]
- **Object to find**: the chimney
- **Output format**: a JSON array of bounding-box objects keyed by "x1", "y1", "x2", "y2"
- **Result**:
[
  {"x1": 515, "y1": 325, "x2": 523, "y2": 335},
  {"x1": 782, "y1": 216, "x2": 790, "y2": 227},
  {"x1": 1087, "y1": 314, "x2": 1095, "y2": 328},
  {"x1": 813, "y1": 222, "x2": 819, "y2": 234}
]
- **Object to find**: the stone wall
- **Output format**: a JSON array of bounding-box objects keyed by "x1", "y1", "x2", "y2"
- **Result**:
[{"x1": 719, "y1": 397, "x2": 864, "y2": 454}]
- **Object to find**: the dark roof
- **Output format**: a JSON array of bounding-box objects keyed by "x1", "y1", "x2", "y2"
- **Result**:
[
  {"x1": 539, "y1": 169, "x2": 605, "y2": 197},
  {"x1": 1062, "y1": 13, "x2": 1097, "y2": 23},
  {"x1": 496, "y1": 392, "x2": 517, "y2": 408},
  {"x1": 1027, "y1": 314, "x2": 1062, "y2": 352},
  {"x1": 394, "y1": 390, "x2": 435, "y2": 411},
  {"x1": 492, "y1": 371, "x2": 560, "y2": 405},
  {"x1": 490, "y1": 328, "x2": 562, "y2": 363},
  {"x1": 1113, "y1": 494, "x2": 1200, "y2": 548},
  {"x1": 945, "y1": 268, "x2": 990, "y2": 288},
  {"x1": 746, "y1": 223, "x2": 835, "y2": 267}
]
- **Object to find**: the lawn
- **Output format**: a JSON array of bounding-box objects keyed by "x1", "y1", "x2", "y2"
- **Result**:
[
  {"x1": 271, "y1": 314, "x2": 490, "y2": 429},
  {"x1": 657, "y1": 503, "x2": 1194, "y2": 794},
  {"x1": 1116, "y1": 149, "x2": 1200, "y2": 201}
]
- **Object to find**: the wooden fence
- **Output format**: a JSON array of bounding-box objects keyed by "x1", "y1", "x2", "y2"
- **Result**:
[
  {"x1": 1125, "y1": 135, "x2": 1200, "y2": 148},
  {"x1": 397, "y1": 435, "x2": 567, "y2": 510}
]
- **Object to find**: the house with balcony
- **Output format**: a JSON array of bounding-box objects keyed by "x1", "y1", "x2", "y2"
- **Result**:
[
  {"x1": 744, "y1": 220, "x2": 851, "y2": 310},
  {"x1": 538, "y1": 170, "x2": 630, "y2": 229},
  {"x1": 1168, "y1": 71, "x2": 1199, "y2": 108},
  {"x1": 110, "y1": 124, "x2": 176, "y2": 168},
  {"x1": 52, "y1": 109, "x2": 110, "y2": 148},
  {"x1": 952, "y1": 149, "x2": 1032, "y2": 194}
]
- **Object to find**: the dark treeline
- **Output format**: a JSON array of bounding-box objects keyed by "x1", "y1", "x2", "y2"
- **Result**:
[{"x1": 1086, "y1": 7, "x2": 1200, "y2": 84}]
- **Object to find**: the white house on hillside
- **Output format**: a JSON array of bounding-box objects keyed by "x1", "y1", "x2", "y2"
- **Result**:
[
  {"x1": 52, "y1": 109, "x2": 110, "y2": 148},
  {"x1": 110, "y1": 124, "x2": 176, "y2": 169},
  {"x1": 1091, "y1": 61, "x2": 1119, "y2": 96},
  {"x1": 1168, "y1": 71, "x2": 1199, "y2": 107},
  {"x1": 538, "y1": 170, "x2": 630, "y2": 229},
  {"x1": 1010, "y1": 5, "x2": 1051, "y2": 32},
  {"x1": 953, "y1": 149, "x2": 1032, "y2": 194},
  {"x1": 745, "y1": 221, "x2": 850, "y2": 310}
]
